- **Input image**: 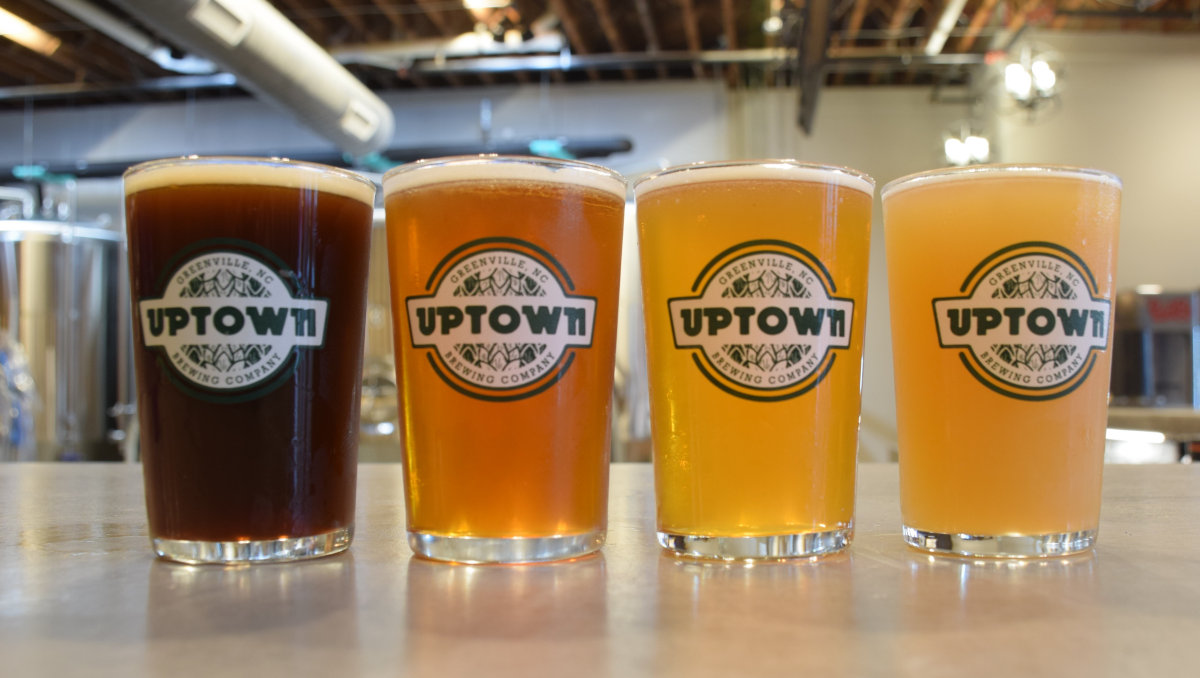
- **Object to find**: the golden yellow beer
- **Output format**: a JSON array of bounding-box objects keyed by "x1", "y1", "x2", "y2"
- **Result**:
[
  {"x1": 635, "y1": 161, "x2": 874, "y2": 559},
  {"x1": 883, "y1": 166, "x2": 1121, "y2": 557},
  {"x1": 383, "y1": 156, "x2": 626, "y2": 564}
]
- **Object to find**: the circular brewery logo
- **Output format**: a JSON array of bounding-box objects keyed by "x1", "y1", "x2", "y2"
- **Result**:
[
  {"x1": 933, "y1": 242, "x2": 1111, "y2": 400},
  {"x1": 669, "y1": 240, "x2": 855, "y2": 402},
  {"x1": 139, "y1": 241, "x2": 328, "y2": 402},
  {"x1": 406, "y1": 238, "x2": 595, "y2": 401}
]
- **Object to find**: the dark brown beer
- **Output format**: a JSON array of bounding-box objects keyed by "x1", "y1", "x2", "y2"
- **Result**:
[{"x1": 125, "y1": 158, "x2": 374, "y2": 561}]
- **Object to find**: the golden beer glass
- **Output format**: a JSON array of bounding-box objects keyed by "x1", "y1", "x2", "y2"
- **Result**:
[
  {"x1": 882, "y1": 165, "x2": 1121, "y2": 557},
  {"x1": 383, "y1": 156, "x2": 626, "y2": 563},
  {"x1": 635, "y1": 161, "x2": 874, "y2": 559}
]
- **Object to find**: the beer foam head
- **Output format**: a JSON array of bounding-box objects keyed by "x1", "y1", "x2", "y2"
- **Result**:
[
  {"x1": 382, "y1": 155, "x2": 627, "y2": 200},
  {"x1": 124, "y1": 157, "x2": 377, "y2": 205},
  {"x1": 633, "y1": 161, "x2": 875, "y2": 198},
  {"x1": 881, "y1": 164, "x2": 1123, "y2": 200}
]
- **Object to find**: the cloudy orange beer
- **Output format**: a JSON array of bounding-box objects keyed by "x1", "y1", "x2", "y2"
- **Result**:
[
  {"x1": 383, "y1": 156, "x2": 625, "y2": 563},
  {"x1": 883, "y1": 165, "x2": 1121, "y2": 557},
  {"x1": 636, "y1": 161, "x2": 874, "y2": 559}
]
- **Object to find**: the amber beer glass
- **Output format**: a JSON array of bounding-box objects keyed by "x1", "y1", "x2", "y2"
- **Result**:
[
  {"x1": 125, "y1": 157, "x2": 374, "y2": 564},
  {"x1": 635, "y1": 161, "x2": 874, "y2": 559},
  {"x1": 883, "y1": 166, "x2": 1121, "y2": 557},
  {"x1": 384, "y1": 156, "x2": 625, "y2": 563}
]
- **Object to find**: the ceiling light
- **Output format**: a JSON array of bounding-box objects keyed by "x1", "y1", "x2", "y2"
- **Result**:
[
  {"x1": 1004, "y1": 63, "x2": 1032, "y2": 100},
  {"x1": 944, "y1": 138, "x2": 970, "y2": 166},
  {"x1": 1106, "y1": 428, "x2": 1167, "y2": 444},
  {"x1": 763, "y1": 16, "x2": 784, "y2": 34},
  {"x1": 1031, "y1": 60, "x2": 1056, "y2": 91},
  {"x1": 0, "y1": 7, "x2": 61, "y2": 56},
  {"x1": 1136, "y1": 284, "x2": 1164, "y2": 295},
  {"x1": 964, "y1": 136, "x2": 990, "y2": 162}
]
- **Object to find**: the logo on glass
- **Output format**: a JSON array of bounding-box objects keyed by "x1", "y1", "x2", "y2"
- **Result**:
[
  {"x1": 933, "y1": 241, "x2": 1110, "y2": 401},
  {"x1": 406, "y1": 238, "x2": 595, "y2": 401},
  {"x1": 139, "y1": 240, "x2": 328, "y2": 403},
  {"x1": 669, "y1": 240, "x2": 854, "y2": 402}
]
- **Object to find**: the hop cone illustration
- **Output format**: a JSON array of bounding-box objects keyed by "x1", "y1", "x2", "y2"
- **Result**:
[
  {"x1": 183, "y1": 344, "x2": 270, "y2": 372},
  {"x1": 455, "y1": 267, "x2": 545, "y2": 297},
  {"x1": 723, "y1": 271, "x2": 810, "y2": 299},
  {"x1": 180, "y1": 268, "x2": 269, "y2": 298},
  {"x1": 994, "y1": 272, "x2": 1075, "y2": 300},
  {"x1": 993, "y1": 344, "x2": 1074, "y2": 371},
  {"x1": 457, "y1": 343, "x2": 546, "y2": 371},
  {"x1": 724, "y1": 344, "x2": 811, "y2": 372}
]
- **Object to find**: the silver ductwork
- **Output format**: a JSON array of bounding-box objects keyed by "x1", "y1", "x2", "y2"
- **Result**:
[
  {"x1": 43, "y1": 0, "x2": 217, "y2": 74},
  {"x1": 110, "y1": 0, "x2": 394, "y2": 156}
]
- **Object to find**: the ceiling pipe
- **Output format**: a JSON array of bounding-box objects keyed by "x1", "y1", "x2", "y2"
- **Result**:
[
  {"x1": 109, "y1": 0, "x2": 394, "y2": 156},
  {"x1": 43, "y1": 0, "x2": 217, "y2": 74},
  {"x1": 925, "y1": 0, "x2": 970, "y2": 56},
  {"x1": 331, "y1": 31, "x2": 566, "y2": 71}
]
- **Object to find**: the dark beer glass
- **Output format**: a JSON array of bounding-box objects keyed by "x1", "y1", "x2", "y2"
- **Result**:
[{"x1": 125, "y1": 157, "x2": 374, "y2": 564}]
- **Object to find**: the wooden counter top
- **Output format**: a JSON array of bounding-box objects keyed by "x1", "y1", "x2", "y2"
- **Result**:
[{"x1": 2, "y1": 463, "x2": 1199, "y2": 677}]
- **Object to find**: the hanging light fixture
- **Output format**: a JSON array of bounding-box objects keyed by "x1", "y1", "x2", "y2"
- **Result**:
[
  {"x1": 942, "y1": 120, "x2": 993, "y2": 167},
  {"x1": 991, "y1": 43, "x2": 1065, "y2": 124}
]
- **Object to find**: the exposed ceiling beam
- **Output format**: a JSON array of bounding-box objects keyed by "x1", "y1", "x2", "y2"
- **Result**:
[
  {"x1": 958, "y1": 0, "x2": 1001, "y2": 51},
  {"x1": 275, "y1": 0, "x2": 330, "y2": 41},
  {"x1": 679, "y1": 0, "x2": 706, "y2": 78},
  {"x1": 886, "y1": 0, "x2": 922, "y2": 47},
  {"x1": 632, "y1": 0, "x2": 668, "y2": 78},
  {"x1": 408, "y1": 0, "x2": 465, "y2": 85},
  {"x1": 1050, "y1": 0, "x2": 1086, "y2": 29},
  {"x1": 547, "y1": 0, "x2": 600, "y2": 80},
  {"x1": 925, "y1": 0, "x2": 970, "y2": 54},
  {"x1": 324, "y1": 0, "x2": 373, "y2": 39},
  {"x1": 366, "y1": 0, "x2": 412, "y2": 36},
  {"x1": 720, "y1": 0, "x2": 739, "y2": 84},
  {"x1": 843, "y1": 0, "x2": 874, "y2": 45},
  {"x1": 588, "y1": 0, "x2": 636, "y2": 79}
]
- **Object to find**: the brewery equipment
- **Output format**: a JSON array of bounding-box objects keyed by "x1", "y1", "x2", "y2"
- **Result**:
[
  {"x1": 1111, "y1": 290, "x2": 1200, "y2": 408},
  {"x1": 0, "y1": 219, "x2": 132, "y2": 461}
]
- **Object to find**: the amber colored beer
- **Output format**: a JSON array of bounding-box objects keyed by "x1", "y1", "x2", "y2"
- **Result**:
[
  {"x1": 383, "y1": 156, "x2": 625, "y2": 563},
  {"x1": 635, "y1": 161, "x2": 874, "y2": 559},
  {"x1": 125, "y1": 157, "x2": 374, "y2": 564},
  {"x1": 883, "y1": 166, "x2": 1121, "y2": 557}
]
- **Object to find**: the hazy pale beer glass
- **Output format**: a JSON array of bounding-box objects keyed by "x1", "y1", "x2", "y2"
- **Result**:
[
  {"x1": 384, "y1": 156, "x2": 625, "y2": 563},
  {"x1": 883, "y1": 166, "x2": 1121, "y2": 557},
  {"x1": 125, "y1": 157, "x2": 375, "y2": 564},
  {"x1": 635, "y1": 161, "x2": 874, "y2": 559}
]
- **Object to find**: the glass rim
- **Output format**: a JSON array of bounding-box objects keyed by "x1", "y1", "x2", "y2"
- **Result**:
[
  {"x1": 633, "y1": 159, "x2": 875, "y2": 197},
  {"x1": 381, "y1": 154, "x2": 626, "y2": 192},
  {"x1": 122, "y1": 155, "x2": 376, "y2": 190},
  {"x1": 881, "y1": 164, "x2": 1123, "y2": 200}
]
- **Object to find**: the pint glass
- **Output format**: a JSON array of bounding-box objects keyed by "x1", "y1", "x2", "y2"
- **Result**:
[
  {"x1": 383, "y1": 156, "x2": 625, "y2": 563},
  {"x1": 635, "y1": 161, "x2": 874, "y2": 559},
  {"x1": 125, "y1": 157, "x2": 375, "y2": 563},
  {"x1": 882, "y1": 165, "x2": 1121, "y2": 557}
]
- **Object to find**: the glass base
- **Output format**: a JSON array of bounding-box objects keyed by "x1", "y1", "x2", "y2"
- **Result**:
[
  {"x1": 902, "y1": 525, "x2": 1097, "y2": 558},
  {"x1": 153, "y1": 525, "x2": 353, "y2": 564},
  {"x1": 657, "y1": 527, "x2": 852, "y2": 561},
  {"x1": 408, "y1": 530, "x2": 605, "y2": 564}
]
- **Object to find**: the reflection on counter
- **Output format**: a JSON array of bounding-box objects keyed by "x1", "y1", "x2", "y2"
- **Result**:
[{"x1": 405, "y1": 554, "x2": 608, "y2": 675}]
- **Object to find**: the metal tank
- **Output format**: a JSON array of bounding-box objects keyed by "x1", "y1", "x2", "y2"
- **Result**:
[{"x1": 0, "y1": 219, "x2": 132, "y2": 461}]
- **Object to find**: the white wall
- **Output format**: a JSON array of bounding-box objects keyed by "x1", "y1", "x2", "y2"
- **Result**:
[{"x1": 997, "y1": 31, "x2": 1200, "y2": 292}]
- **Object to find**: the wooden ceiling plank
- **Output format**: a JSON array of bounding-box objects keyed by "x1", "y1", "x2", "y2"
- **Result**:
[
  {"x1": 958, "y1": 0, "x2": 1001, "y2": 51},
  {"x1": 366, "y1": 0, "x2": 412, "y2": 35},
  {"x1": 679, "y1": 0, "x2": 706, "y2": 78},
  {"x1": 548, "y1": 0, "x2": 600, "y2": 80},
  {"x1": 323, "y1": 0, "x2": 372, "y2": 38},
  {"x1": 632, "y1": 0, "x2": 668, "y2": 78},
  {"x1": 588, "y1": 0, "x2": 636, "y2": 79},
  {"x1": 720, "y1": 0, "x2": 739, "y2": 85},
  {"x1": 843, "y1": 0, "x2": 874, "y2": 45},
  {"x1": 275, "y1": 0, "x2": 331, "y2": 42},
  {"x1": 885, "y1": 0, "x2": 922, "y2": 47}
]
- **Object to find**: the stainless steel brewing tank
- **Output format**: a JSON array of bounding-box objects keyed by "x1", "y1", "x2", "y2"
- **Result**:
[{"x1": 0, "y1": 221, "x2": 131, "y2": 461}]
